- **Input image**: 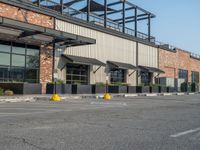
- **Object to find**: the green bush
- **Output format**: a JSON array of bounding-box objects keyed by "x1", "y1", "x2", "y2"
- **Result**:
[
  {"x1": 149, "y1": 83, "x2": 159, "y2": 87},
  {"x1": 0, "y1": 87, "x2": 4, "y2": 96},
  {"x1": 95, "y1": 82, "x2": 105, "y2": 87},
  {"x1": 113, "y1": 82, "x2": 129, "y2": 86},
  {"x1": 180, "y1": 82, "x2": 188, "y2": 92},
  {"x1": 191, "y1": 82, "x2": 199, "y2": 92},
  {"x1": 50, "y1": 79, "x2": 64, "y2": 85},
  {"x1": 138, "y1": 83, "x2": 145, "y2": 87}
]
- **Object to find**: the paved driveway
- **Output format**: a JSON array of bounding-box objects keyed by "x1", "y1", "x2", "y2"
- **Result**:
[{"x1": 0, "y1": 95, "x2": 200, "y2": 150}]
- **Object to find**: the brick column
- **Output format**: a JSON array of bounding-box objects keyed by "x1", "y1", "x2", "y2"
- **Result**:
[{"x1": 40, "y1": 45, "x2": 53, "y2": 94}]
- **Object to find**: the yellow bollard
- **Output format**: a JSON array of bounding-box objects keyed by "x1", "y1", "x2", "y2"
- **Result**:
[
  {"x1": 103, "y1": 93, "x2": 111, "y2": 100},
  {"x1": 51, "y1": 94, "x2": 61, "y2": 102}
]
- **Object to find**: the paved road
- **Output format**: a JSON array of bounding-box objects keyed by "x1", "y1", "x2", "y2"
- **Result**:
[{"x1": 0, "y1": 95, "x2": 200, "y2": 150}]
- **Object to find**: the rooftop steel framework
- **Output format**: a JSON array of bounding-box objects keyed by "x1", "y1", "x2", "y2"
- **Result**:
[{"x1": 30, "y1": 0, "x2": 156, "y2": 42}]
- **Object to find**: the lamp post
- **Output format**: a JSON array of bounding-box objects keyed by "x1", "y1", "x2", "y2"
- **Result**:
[{"x1": 103, "y1": 75, "x2": 111, "y2": 100}]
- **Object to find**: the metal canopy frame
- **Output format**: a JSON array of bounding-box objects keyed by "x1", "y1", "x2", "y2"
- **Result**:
[
  {"x1": 0, "y1": 16, "x2": 96, "y2": 46},
  {"x1": 31, "y1": 0, "x2": 156, "y2": 42},
  {"x1": 107, "y1": 61, "x2": 139, "y2": 70},
  {"x1": 138, "y1": 65, "x2": 165, "y2": 74},
  {"x1": 61, "y1": 54, "x2": 106, "y2": 66}
]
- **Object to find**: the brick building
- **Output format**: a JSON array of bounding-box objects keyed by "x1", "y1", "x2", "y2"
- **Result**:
[
  {"x1": 0, "y1": 0, "x2": 198, "y2": 94},
  {"x1": 159, "y1": 48, "x2": 200, "y2": 91}
]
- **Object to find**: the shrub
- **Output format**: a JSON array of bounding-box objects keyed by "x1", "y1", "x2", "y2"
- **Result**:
[
  {"x1": 0, "y1": 87, "x2": 4, "y2": 96},
  {"x1": 180, "y1": 82, "x2": 188, "y2": 92},
  {"x1": 149, "y1": 83, "x2": 159, "y2": 87},
  {"x1": 138, "y1": 83, "x2": 145, "y2": 87},
  {"x1": 4, "y1": 90, "x2": 14, "y2": 96},
  {"x1": 191, "y1": 82, "x2": 198, "y2": 92},
  {"x1": 50, "y1": 79, "x2": 64, "y2": 85},
  {"x1": 95, "y1": 82, "x2": 105, "y2": 87}
]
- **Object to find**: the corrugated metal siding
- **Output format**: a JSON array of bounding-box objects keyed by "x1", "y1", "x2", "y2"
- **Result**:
[
  {"x1": 55, "y1": 19, "x2": 158, "y2": 85},
  {"x1": 138, "y1": 43, "x2": 158, "y2": 68}
]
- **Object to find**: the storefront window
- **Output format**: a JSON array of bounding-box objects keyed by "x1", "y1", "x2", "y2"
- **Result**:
[
  {"x1": 0, "y1": 53, "x2": 10, "y2": 65},
  {"x1": 12, "y1": 55, "x2": 25, "y2": 67},
  {"x1": 110, "y1": 68, "x2": 125, "y2": 83},
  {"x1": 66, "y1": 63, "x2": 89, "y2": 84},
  {"x1": 141, "y1": 71, "x2": 152, "y2": 85},
  {"x1": 0, "y1": 41, "x2": 39, "y2": 83},
  {"x1": 0, "y1": 43, "x2": 11, "y2": 53},
  {"x1": 0, "y1": 67, "x2": 9, "y2": 81},
  {"x1": 178, "y1": 69, "x2": 188, "y2": 81},
  {"x1": 191, "y1": 71, "x2": 199, "y2": 83}
]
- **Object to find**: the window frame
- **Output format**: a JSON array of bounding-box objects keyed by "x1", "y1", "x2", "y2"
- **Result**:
[{"x1": 0, "y1": 41, "x2": 40, "y2": 83}]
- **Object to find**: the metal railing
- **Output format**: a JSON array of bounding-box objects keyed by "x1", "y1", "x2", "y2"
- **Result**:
[
  {"x1": 155, "y1": 41, "x2": 176, "y2": 51},
  {"x1": 26, "y1": 0, "x2": 156, "y2": 42},
  {"x1": 190, "y1": 53, "x2": 200, "y2": 59}
]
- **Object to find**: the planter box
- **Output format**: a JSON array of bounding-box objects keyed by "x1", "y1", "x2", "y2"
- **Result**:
[
  {"x1": 72, "y1": 84, "x2": 92, "y2": 94},
  {"x1": 92, "y1": 85, "x2": 106, "y2": 94},
  {"x1": 0, "y1": 83, "x2": 42, "y2": 94},
  {"x1": 46, "y1": 84, "x2": 72, "y2": 94},
  {"x1": 46, "y1": 84, "x2": 63, "y2": 94},
  {"x1": 150, "y1": 86, "x2": 159, "y2": 93},
  {"x1": 108, "y1": 86, "x2": 127, "y2": 93},
  {"x1": 159, "y1": 86, "x2": 167, "y2": 93},
  {"x1": 62, "y1": 84, "x2": 72, "y2": 94},
  {"x1": 167, "y1": 87, "x2": 175, "y2": 93},
  {"x1": 127, "y1": 86, "x2": 137, "y2": 93},
  {"x1": 138, "y1": 86, "x2": 150, "y2": 93}
]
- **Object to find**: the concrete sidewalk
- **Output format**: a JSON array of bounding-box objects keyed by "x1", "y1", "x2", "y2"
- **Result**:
[{"x1": 0, "y1": 92, "x2": 199, "y2": 103}]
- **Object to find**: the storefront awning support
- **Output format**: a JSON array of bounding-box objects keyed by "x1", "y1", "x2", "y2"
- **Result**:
[
  {"x1": 93, "y1": 65, "x2": 102, "y2": 74},
  {"x1": 129, "y1": 70, "x2": 136, "y2": 77}
]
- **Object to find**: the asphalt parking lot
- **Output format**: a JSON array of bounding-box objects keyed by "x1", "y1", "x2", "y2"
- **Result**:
[{"x1": 1, "y1": 95, "x2": 200, "y2": 150}]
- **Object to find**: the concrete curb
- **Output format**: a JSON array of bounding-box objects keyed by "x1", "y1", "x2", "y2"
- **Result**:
[{"x1": 0, "y1": 92, "x2": 199, "y2": 103}]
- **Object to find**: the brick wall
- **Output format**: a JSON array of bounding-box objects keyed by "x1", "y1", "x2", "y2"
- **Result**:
[
  {"x1": 40, "y1": 46, "x2": 53, "y2": 94},
  {"x1": 0, "y1": 2, "x2": 54, "y2": 28},
  {"x1": 159, "y1": 48, "x2": 200, "y2": 90},
  {"x1": 0, "y1": 2, "x2": 55, "y2": 93}
]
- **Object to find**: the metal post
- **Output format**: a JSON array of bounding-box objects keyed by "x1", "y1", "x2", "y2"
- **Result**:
[
  {"x1": 60, "y1": 0, "x2": 63, "y2": 14},
  {"x1": 37, "y1": 0, "x2": 40, "y2": 7},
  {"x1": 104, "y1": 0, "x2": 107, "y2": 28},
  {"x1": 148, "y1": 14, "x2": 151, "y2": 42},
  {"x1": 122, "y1": 0, "x2": 125, "y2": 33},
  {"x1": 87, "y1": 0, "x2": 90, "y2": 22},
  {"x1": 134, "y1": 7, "x2": 137, "y2": 37},
  {"x1": 55, "y1": 81, "x2": 57, "y2": 94}
]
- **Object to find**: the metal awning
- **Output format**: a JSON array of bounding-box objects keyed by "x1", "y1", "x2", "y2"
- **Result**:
[
  {"x1": 138, "y1": 65, "x2": 165, "y2": 74},
  {"x1": 107, "y1": 61, "x2": 138, "y2": 70},
  {"x1": 62, "y1": 54, "x2": 106, "y2": 66},
  {"x1": 0, "y1": 17, "x2": 96, "y2": 46}
]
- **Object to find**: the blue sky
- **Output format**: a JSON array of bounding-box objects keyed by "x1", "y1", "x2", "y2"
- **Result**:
[
  {"x1": 59, "y1": 0, "x2": 200, "y2": 53},
  {"x1": 130, "y1": 0, "x2": 200, "y2": 54}
]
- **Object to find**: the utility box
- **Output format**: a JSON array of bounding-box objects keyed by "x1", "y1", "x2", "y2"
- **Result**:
[{"x1": 159, "y1": 77, "x2": 175, "y2": 87}]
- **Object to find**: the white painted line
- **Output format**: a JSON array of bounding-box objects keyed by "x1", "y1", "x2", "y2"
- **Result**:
[
  {"x1": 170, "y1": 127, "x2": 200, "y2": 138},
  {"x1": 90, "y1": 101, "x2": 127, "y2": 106}
]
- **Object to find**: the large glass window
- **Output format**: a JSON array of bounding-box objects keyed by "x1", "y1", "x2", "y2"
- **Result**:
[
  {"x1": 10, "y1": 67, "x2": 24, "y2": 82},
  {"x1": 12, "y1": 55, "x2": 25, "y2": 67},
  {"x1": 0, "y1": 53, "x2": 10, "y2": 65},
  {"x1": 0, "y1": 41, "x2": 39, "y2": 83},
  {"x1": 66, "y1": 63, "x2": 89, "y2": 84},
  {"x1": 110, "y1": 68, "x2": 126, "y2": 83},
  {"x1": 12, "y1": 45, "x2": 26, "y2": 54},
  {"x1": 141, "y1": 71, "x2": 152, "y2": 85},
  {"x1": 0, "y1": 43, "x2": 11, "y2": 53},
  {"x1": 0, "y1": 67, "x2": 9, "y2": 81},
  {"x1": 178, "y1": 69, "x2": 188, "y2": 81},
  {"x1": 191, "y1": 71, "x2": 199, "y2": 83}
]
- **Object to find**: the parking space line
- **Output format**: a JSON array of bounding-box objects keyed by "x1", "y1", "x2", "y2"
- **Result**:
[{"x1": 170, "y1": 127, "x2": 200, "y2": 138}]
